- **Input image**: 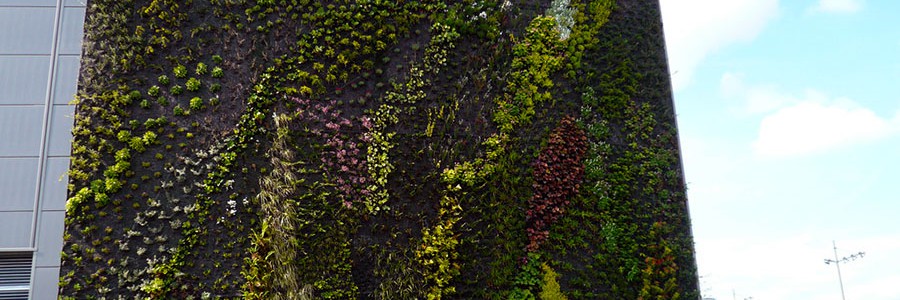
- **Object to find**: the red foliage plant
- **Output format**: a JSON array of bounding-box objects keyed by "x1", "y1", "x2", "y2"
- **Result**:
[
  {"x1": 526, "y1": 116, "x2": 588, "y2": 251},
  {"x1": 292, "y1": 97, "x2": 371, "y2": 209}
]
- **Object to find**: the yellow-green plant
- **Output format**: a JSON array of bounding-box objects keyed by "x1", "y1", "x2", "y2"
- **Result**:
[{"x1": 539, "y1": 264, "x2": 568, "y2": 300}]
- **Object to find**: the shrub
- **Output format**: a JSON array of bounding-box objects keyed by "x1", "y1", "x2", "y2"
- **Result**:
[
  {"x1": 173, "y1": 64, "x2": 188, "y2": 78},
  {"x1": 148, "y1": 85, "x2": 160, "y2": 97},
  {"x1": 185, "y1": 78, "x2": 201, "y2": 92},
  {"x1": 190, "y1": 97, "x2": 203, "y2": 110},
  {"x1": 158, "y1": 75, "x2": 170, "y2": 85},
  {"x1": 211, "y1": 66, "x2": 223, "y2": 78},
  {"x1": 195, "y1": 62, "x2": 208, "y2": 75},
  {"x1": 173, "y1": 105, "x2": 186, "y2": 116}
]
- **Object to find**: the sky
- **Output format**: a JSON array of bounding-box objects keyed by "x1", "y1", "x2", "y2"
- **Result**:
[{"x1": 660, "y1": 0, "x2": 900, "y2": 299}]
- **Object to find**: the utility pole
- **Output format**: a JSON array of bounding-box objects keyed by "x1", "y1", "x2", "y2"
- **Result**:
[{"x1": 824, "y1": 240, "x2": 865, "y2": 300}]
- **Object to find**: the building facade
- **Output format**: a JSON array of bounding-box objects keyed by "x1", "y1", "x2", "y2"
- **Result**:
[
  {"x1": 0, "y1": 0, "x2": 85, "y2": 299},
  {"x1": 1, "y1": 0, "x2": 701, "y2": 298}
]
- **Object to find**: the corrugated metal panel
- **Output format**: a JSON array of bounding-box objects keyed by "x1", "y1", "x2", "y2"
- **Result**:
[
  {"x1": 0, "y1": 56, "x2": 51, "y2": 106},
  {"x1": 0, "y1": 213, "x2": 32, "y2": 248},
  {"x1": 34, "y1": 211, "x2": 64, "y2": 267},
  {"x1": 0, "y1": 106, "x2": 43, "y2": 157},
  {"x1": 0, "y1": 252, "x2": 31, "y2": 300},
  {"x1": 51, "y1": 55, "x2": 79, "y2": 105},
  {"x1": 0, "y1": 158, "x2": 38, "y2": 211},
  {"x1": 46, "y1": 104, "x2": 74, "y2": 157},
  {"x1": 0, "y1": 7, "x2": 55, "y2": 55},
  {"x1": 30, "y1": 267, "x2": 59, "y2": 300},
  {"x1": 64, "y1": 0, "x2": 87, "y2": 7},
  {"x1": 40, "y1": 157, "x2": 69, "y2": 211},
  {"x1": 57, "y1": 7, "x2": 85, "y2": 55},
  {"x1": 0, "y1": 1, "x2": 56, "y2": 6}
]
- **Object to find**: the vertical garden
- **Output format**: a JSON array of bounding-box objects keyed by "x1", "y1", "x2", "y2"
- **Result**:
[{"x1": 59, "y1": 0, "x2": 700, "y2": 298}]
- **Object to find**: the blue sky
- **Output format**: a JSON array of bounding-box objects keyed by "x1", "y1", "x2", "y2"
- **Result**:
[{"x1": 661, "y1": 0, "x2": 900, "y2": 299}]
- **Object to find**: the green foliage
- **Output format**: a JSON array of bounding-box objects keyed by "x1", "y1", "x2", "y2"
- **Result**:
[
  {"x1": 147, "y1": 85, "x2": 160, "y2": 97},
  {"x1": 66, "y1": 187, "x2": 91, "y2": 216},
  {"x1": 638, "y1": 222, "x2": 680, "y2": 300},
  {"x1": 243, "y1": 113, "x2": 303, "y2": 300},
  {"x1": 129, "y1": 90, "x2": 143, "y2": 102},
  {"x1": 364, "y1": 22, "x2": 459, "y2": 215},
  {"x1": 189, "y1": 97, "x2": 203, "y2": 110},
  {"x1": 563, "y1": 0, "x2": 614, "y2": 79},
  {"x1": 60, "y1": 0, "x2": 698, "y2": 298},
  {"x1": 211, "y1": 66, "x2": 224, "y2": 78},
  {"x1": 495, "y1": 16, "x2": 563, "y2": 134},
  {"x1": 170, "y1": 84, "x2": 183, "y2": 95},
  {"x1": 597, "y1": 58, "x2": 640, "y2": 120},
  {"x1": 185, "y1": 77, "x2": 201, "y2": 92},
  {"x1": 158, "y1": 75, "x2": 170, "y2": 86},
  {"x1": 417, "y1": 185, "x2": 462, "y2": 300},
  {"x1": 241, "y1": 221, "x2": 273, "y2": 299},
  {"x1": 195, "y1": 62, "x2": 208, "y2": 75},
  {"x1": 129, "y1": 136, "x2": 146, "y2": 153},
  {"x1": 173, "y1": 64, "x2": 188, "y2": 78},
  {"x1": 539, "y1": 264, "x2": 568, "y2": 300},
  {"x1": 511, "y1": 253, "x2": 544, "y2": 299},
  {"x1": 172, "y1": 104, "x2": 185, "y2": 116}
]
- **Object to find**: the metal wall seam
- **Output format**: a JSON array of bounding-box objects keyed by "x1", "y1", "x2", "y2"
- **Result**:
[
  {"x1": 29, "y1": 0, "x2": 64, "y2": 297},
  {"x1": 30, "y1": 0, "x2": 65, "y2": 249},
  {"x1": 0, "y1": 248, "x2": 36, "y2": 252}
]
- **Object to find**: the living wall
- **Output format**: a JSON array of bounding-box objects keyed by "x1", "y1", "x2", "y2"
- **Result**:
[{"x1": 60, "y1": 0, "x2": 699, "y2": 299}]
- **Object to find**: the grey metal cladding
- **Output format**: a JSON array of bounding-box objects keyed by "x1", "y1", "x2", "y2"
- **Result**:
[
  {"x1": 0, "y1": 157, "x2": 38, "y2": 211},
  {"x1": 0, "y1": 211, "x2": 32, "y2": 248},
  {"x1": 0, "y1": 7, "x2": 55, "y2": 55},
  {"x1": 0, "y1": 106, "x2": 44, "y2": 156},
  {"x1": 47, "y1": 105, "x2": 75, "y2": 157},
  {"x1": 0, "y1": 56, "x2": 51, "y2": 105},
  {"x1": 0, "y1": 0, "x2": 82, "y2": 298},
  {"x1": 52, "y1": 55, "x2": 80, "y2": 105},
  {"x1": 64, "y1": 0, "x2": 88, "y2": 7},
  {"x1": 34, "y1": 211, "x2": 64, "y2": 267},
  {"x1": 0, "y1": 0, "x2": 57, "y2": 6},
  {"x1": 58, "y1": 7, "x2": 86, "y2": 55},
  {"x1": 40, "y1": 157, "x2": 69, "y2": 211},
  {"x1": 31, "y1": 266, "x2": 61, "y2": 300}
]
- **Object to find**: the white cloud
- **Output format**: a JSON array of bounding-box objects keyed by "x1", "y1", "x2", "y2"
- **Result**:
[
  {"x1": 715, "y1": 72, "x2": 898, "y2": 157},
  {"x1": 753, "y1": 96, "x2": 895, "y2": 157},
  {"x1": 720, "y1": 72, "x2": 792, "y2": 114},
  {"x1": 810, "y1": 0, "x2": 864, "y2": 13},
  {"x1": 660, "y1": 0, "x2": 779, "y2": 91}
]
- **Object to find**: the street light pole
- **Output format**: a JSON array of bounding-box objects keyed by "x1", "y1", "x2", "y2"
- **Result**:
[
  {"x1": 824, "y1": 240, "x2": 865, "y2": 300},
  {"x1": 832, "y1": 241, "x2": 846, "y2": 300}
]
